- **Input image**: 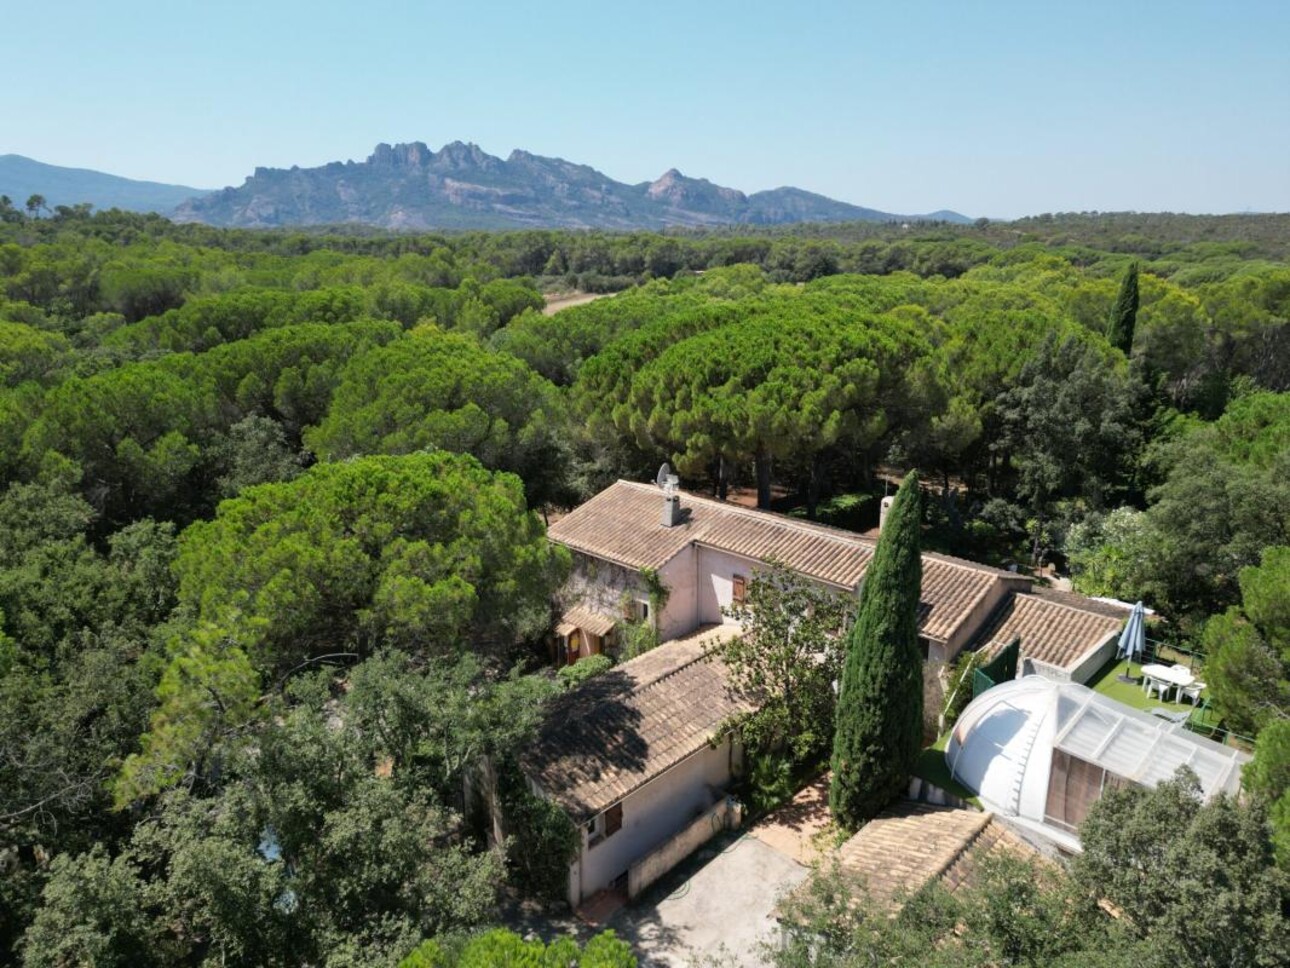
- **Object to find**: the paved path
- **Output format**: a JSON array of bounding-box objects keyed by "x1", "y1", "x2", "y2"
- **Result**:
[
  {"x1": 748, "y1": 774, "x2": 834, "y2": 866},
  {"x1": 603, "y1": 781, "x2": 837, "y2": 966},
  {"x1": 502, "y1": 780, "x2": 834, "y2": 966},
  {"x1": 541, "y1": 291, "x2": 608, "y2": 315},
  {"x1": 608, "y1": 831, "x2": 809, "y2": 967}
]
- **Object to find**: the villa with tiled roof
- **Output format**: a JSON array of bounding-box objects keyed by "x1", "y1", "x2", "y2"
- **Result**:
[
  {"x1": 547, "y1": 479, "x2": 1125, "y2": 675},
  {"x1": 526, "y1": 478, "x2": 1134, "y2": 907}
]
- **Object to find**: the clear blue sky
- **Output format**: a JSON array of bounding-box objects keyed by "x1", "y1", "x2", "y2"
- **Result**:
[{"x1": 4, "y1": 0, "x2": 1287, "y2": 218}]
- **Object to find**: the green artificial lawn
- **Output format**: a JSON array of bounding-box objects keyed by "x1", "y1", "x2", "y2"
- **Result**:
[
  {"x1": 913, "y1": 740, "x2": 981, "y2": 808},
  {"x1": 1086, "y1": 658, "x2": 1199, "y2": 716}
]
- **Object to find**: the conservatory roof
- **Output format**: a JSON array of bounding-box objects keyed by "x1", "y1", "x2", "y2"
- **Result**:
[
  {"x1": 947, "y1": 677, "x2": 1248, "y2": 810},
  {"x1": 1049, "y1": 684, "x2": 1246, "y2": 795}
]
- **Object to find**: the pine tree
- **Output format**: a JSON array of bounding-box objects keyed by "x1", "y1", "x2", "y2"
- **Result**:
[
  {"x1": 829, "y1": 470, "x2": 924, "y2": 830},
  {"x1": 1106, "y1": 261, "x2": 1139, "y2": 355}
]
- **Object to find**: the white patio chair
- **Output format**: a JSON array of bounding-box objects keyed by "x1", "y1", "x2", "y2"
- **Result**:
[
  {"x1": 1180, "y1": 681, "x2": 1206, "y2": 706},
  {"x1": 1149, "y1": 678, "x2": 1174, "y2": 702}
]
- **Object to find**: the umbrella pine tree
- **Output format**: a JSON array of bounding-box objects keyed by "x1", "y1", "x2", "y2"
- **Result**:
[{"x1": 829, "y1": 471, "x2": 924, "y2": 830}]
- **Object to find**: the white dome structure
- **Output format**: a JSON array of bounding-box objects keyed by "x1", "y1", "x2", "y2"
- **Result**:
[{"x1": 945, "y1": 676, "x2": 1249, "y2": 850}]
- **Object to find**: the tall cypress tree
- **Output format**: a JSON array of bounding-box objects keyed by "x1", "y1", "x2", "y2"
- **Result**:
[
  {"x1": 829, "y1": 470, "x2": 924, "y2": 830},
  {"x1": 1106, "y1": 261, "x2": 1139, "y2": 355}
]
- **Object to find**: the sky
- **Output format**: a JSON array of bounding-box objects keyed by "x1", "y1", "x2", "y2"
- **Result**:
[{"x1": 3, "y1": 0, "x2": 1288, "y2": 219}]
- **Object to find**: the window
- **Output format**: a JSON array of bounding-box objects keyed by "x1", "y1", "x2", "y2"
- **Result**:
[
  {"x1": 732, "y1": 574, "x2": 747, "y2": 605},
  {"x1": 625, "y1": 599, "x2": 650, "y2": 624},
  {"x1": 585, "y1": 803, "x2": 623, "y2": 847},
  {"x1": 604, "y1": 801, "x2": 623, "y2": 836}
]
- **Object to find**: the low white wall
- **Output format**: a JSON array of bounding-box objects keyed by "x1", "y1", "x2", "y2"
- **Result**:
[
  {"x1": 1025, "y1": 634, "x2": 1118, "y2": 686},
  {"x1": 628, "y1": 796, "x2": 740, "y2": 898},
  {"x1": 1067, "y1": 635, "x2": 1119, "y2": 685},
  {"x1": 575, "y1": 739, "x2": 735, "y2": 902}
]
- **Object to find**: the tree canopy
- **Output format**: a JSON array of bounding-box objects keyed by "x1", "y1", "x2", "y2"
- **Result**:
[
  {"x1": 304, "y1": 326, "x2": 565, "y2": 504},
  {"x1": 174, "y1": 450, "x2": 567, "y2": 673},
  {"x1": 0, "y1": 206, "x2": 1287, "y2": 963}
]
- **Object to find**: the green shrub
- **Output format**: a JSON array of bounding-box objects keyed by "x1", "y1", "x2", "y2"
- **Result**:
[
  {"x1": 743, "y1": 747, "x2": 798, "y2": 816},
  {"x1": 557, "y1": 654, "x2": 613, "y2": 687},
  {"x1": 400, "y1": 928, "x2": 636, "y2": 967}
]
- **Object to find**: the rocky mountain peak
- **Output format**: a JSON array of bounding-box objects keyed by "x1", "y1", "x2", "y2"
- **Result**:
[
  {"x1": 647, "y1": 168, "x2": 747, "y2": 210},
  {"x1": 646, "y1": 169, "x2": 685, "y2": 197},
  {"x1": 433, "y1": 141, "x2": 497, "y2": 171},
  {"x1": 367, "y1": 142, "x2": 433, "y2": 168}
]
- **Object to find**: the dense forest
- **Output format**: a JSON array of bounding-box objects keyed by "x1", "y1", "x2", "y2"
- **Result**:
[{"x1": 0, "y1": 204, "x2": 1287, "y2": 966}]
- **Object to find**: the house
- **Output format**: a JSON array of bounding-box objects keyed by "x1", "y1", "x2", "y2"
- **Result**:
[
  {"x1": 524, "y1": 479, "x2": 1144, "y2": 907},
  {"x1": 944, "y1": 676, "x2": 1250, "y2": 852},
  {"x1": 548, "y1": 479, "x2": 1127, "y2": 680},
  {"x1": 520, "y1": 626, "x2": 751, "y2": 907}
]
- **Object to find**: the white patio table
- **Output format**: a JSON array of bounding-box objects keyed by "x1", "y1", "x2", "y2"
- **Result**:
[{"x1": 1140, "y1": 662, "x2": 1195, "y2": 703}]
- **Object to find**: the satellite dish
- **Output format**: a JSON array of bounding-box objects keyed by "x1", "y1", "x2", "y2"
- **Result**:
[{"x1": 656, "y1": 463, "x2": 672, "y2": 488}]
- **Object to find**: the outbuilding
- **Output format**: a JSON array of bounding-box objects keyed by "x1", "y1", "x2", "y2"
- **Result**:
[
  {"x1": 945, "y1": 676, "x2": 1249, "y2": 851},
  {"x1": 520, "y1": 626, "x2": 750, "y2": 908}
]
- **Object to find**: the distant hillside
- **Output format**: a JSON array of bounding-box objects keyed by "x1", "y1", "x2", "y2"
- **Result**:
[
  {"x1": 0, "y1": 154, "x2": 209, "y2": 214},
  {"x1": 174, "y1": 141, "x2": 970, "y2": 230}
]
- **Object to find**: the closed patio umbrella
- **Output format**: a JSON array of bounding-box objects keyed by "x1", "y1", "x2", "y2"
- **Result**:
[{"x1": 1116, "y1": 601, "x2": 1146, "y2": 683}]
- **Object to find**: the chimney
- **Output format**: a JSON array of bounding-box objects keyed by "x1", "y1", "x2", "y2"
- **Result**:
[
  {"x1": 661, "y1": 478, "x2": 683, "y2": 527},
  {"x1": 879, "y1": 495, "x2": 895, "y2": 532}
]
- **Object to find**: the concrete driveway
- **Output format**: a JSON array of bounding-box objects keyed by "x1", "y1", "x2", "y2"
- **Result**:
[
  {"x1": 606, "y1": 829, "x2": 810, "y2": 967},
  {"x1": 501, "y1": 780, "x2": 833, "y2": 966}
]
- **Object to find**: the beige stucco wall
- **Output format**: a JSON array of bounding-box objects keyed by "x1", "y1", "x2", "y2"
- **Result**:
[
  {"x1": 695, "y1": 544, "x2": 766, "y2": 626},
  {"x1": 1066, "y1": 634, "x2": 1120, "y2": 685},
  {"x1": 943, "y1": 574, "x2": 1031, "y2": 662},
  {"x1": 658, "y1": 544, "x2": 698, "y2": 640},
  {"x1": 568, "y1": 739, "x2": 739, "y2": 905}
]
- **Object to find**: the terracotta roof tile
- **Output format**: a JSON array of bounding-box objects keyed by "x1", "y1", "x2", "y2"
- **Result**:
[
  {"x1": 522, "y1": 626, "x2": 750, "y2": 821},
  {"x1": 973, "y1": 591, "x2": 1124, "y2": 672},
  {"x1": 938, "y1": 817, "x2": 1036, "y2": 894},
  {"x1": 548, "y1": 481, "x2": 1026, "y2": 645},
  {"x1": 1027, "y1": 587, "x2": 1134, "y2": 619},
  {"x1": 780, "y1": 804, "x2": 1040, "y2": 919},
  {"x1": 832, "y1": 804, "x2": 993, "y2": 906}
]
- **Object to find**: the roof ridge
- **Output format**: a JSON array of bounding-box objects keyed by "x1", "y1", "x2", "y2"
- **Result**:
[
  {"x1": 922, "y1": 550, "x2": 1027, "y2": 578},
  {"x1": 1017, "y1": 589, "x2": 1124, "y2": 622},
  {"x1": 613, "y1": 480, "x2": 1023, "y2": 578},
  {"x1": 929, "y1": 810, "x2": 995, "y2": 884},
  {"x1": 615, "y1": 479, "x2": 879, "y2": 548}
]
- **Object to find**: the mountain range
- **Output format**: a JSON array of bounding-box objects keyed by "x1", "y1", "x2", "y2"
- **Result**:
[
  {"x1": 0, "y1": 154, "x2": 211, "y2": 215},
  {"x1": 2, "y1": 144, "x2": 969, "y2": 230}
]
